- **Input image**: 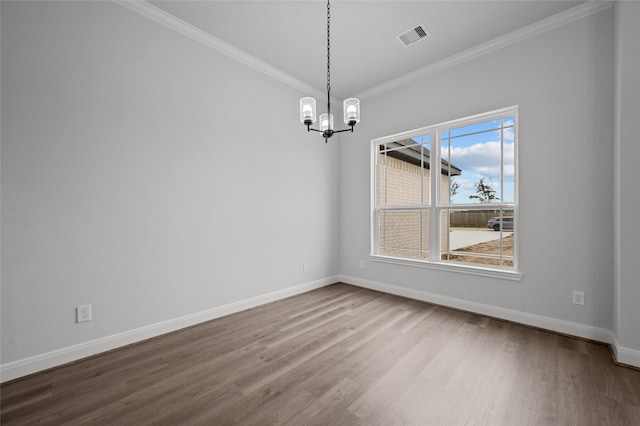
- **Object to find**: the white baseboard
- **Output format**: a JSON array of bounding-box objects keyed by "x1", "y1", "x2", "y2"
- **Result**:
[
  {"x1": 4, "y1": 274, "x2": 637, "y2": 382},
  {"x1": 610, "y1": 333, "x2": 640, "y2": 369},
  {"x1": 340, "y1": 274, "x2": 640, "y2": 368},
  {"x1": 339, "y1": 274, "x2": 613, "y2": 343},
  {"x1": 0, "y1": 276, "x2": 337, "y2": 383}
]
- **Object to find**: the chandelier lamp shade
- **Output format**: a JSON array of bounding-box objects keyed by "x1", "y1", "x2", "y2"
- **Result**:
[{"x1": 299, "y1": 0, "x2": 360, "y2": 141}]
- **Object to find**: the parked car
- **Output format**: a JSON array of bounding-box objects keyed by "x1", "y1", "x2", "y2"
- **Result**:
[{"x1": 487, "y1": 216, "x2": 514, "y2": 231}]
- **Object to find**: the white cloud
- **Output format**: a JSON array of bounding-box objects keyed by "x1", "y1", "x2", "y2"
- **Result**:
[
  {"x1": 451, "y1": 177, "x2": 476, "y2": 190},
  {"x1": 447, "y1": 141, "x2": 514, "y2": 180}
]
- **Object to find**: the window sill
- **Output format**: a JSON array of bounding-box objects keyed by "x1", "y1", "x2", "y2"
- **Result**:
[{"x1": 369, "y1": 254, "x2": 523, "y2": 282}]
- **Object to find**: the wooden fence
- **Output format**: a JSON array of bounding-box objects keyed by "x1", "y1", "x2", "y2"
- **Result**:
[{"x1": 449, "y1": 210, "x2": 514, "y2": 227}]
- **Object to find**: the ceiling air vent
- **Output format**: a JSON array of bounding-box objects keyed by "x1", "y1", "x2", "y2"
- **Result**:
[{"x1": 397, "y1": 23, "x2": 430, "y2": 47}]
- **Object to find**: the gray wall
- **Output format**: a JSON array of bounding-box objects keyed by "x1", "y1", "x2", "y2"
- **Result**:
[
  {"x1": 339, "y1": 9, "x2": 614, "y2": 331},
  {"x1": 1, "y1": 1, "x2": 339, "y2": 369},
  {"x1": 613, "y1": 0, "x2": 640, "y2": 363}
]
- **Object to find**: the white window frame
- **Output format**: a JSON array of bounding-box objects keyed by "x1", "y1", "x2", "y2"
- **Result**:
[{"x1": 370, "y1": 106, "x2": 521, "y2": 281}]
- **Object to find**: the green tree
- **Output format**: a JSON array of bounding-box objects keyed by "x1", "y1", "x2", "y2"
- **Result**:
[
  {"x1": 469, "y1": 177, "x2": 499, "y2": 203},
  {"x1": 449, "y1": 178, "x2": 460, "y2": 199}
]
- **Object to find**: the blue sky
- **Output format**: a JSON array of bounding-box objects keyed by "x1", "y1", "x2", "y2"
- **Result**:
[{"x1": 413, "y1": 116, "x2": 515, "y2": 204}]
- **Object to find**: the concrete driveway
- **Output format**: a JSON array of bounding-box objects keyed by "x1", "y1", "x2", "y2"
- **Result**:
[{"x1": 448, "y1": 227, "x2": 513, "y2": 250}]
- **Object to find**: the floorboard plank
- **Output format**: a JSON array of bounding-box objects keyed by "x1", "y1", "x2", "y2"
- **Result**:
[{"x1": 2, "y1": 283, "x2": 640, "y2": 425}]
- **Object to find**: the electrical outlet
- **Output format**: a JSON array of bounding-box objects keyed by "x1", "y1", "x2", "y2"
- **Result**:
[
  {"x1": 303, "y1": 262, "x2": 309, "y2": 273},
  {"x1": 359, "y1": 260, "x2": 365, "y2": 269},
  {"x1": 77, "y1": 305, "x2": 92, "y2": 323},
  {"x1": 572, "y1": 291, "x2": 585, "y2": 306}
]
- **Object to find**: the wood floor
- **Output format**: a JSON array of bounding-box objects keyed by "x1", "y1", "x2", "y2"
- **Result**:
[{"x1": 2, "y1": 283, "x2": 640, "y2": 425}]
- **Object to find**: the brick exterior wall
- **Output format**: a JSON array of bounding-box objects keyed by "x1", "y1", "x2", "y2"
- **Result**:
[{"x1": 378, "y1": 154, "x2": 449, "y2": 258}]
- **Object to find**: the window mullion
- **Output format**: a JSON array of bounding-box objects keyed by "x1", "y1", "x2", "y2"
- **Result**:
[
  {"x1": 500, "y1": 120, "x2": 505, "y2": 266},
  {"x1": 500, "y1": 118, "x2": 505, "y2": 204},
  {"x1": 430, "y1": 130, "x2": 440, "y2": 261}
]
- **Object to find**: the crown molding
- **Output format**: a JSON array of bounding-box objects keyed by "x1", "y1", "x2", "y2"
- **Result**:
[
  {"x1": 114, "y1": 0, "x2": 327, "y2": 101},
  {"x1": 116, "y1": 0, "x2": 612, "y2": 103},
  {"x1": 353, "y1": 0, "x2": 614, "y2": 100}
]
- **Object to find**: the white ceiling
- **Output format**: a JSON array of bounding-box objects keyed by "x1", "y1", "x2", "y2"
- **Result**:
[{"x1": 149, "y1": 1, "x2": 586, "y2": 99}]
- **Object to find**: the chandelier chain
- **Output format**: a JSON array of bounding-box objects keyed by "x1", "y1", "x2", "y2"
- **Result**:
[
  {"x1": 326, "y1": 0, "x2": 331, "y2": 118},
  {"x1": 299, "y1": 0, "x2": 358, "y2": 139}
]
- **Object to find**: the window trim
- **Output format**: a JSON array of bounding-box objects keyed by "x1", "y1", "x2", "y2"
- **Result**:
[{"x1": 370, "y1": 106, "x2": 521, "y2": 281}]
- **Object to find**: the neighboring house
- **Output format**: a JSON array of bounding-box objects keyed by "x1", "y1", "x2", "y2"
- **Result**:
[{"x1": 378, "y1": 139, "x2": 461, "y2": 258}]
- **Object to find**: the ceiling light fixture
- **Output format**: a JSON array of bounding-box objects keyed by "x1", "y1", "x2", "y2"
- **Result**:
[{"x1": 299, "y1": 0, "x2": 360, "y2": 141}]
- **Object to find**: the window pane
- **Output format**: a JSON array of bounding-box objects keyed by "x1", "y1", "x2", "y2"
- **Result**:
[
  {"x1": 377, "y1": 151, "x2": 387, "y2": 207},
  {"x1": 378, "y1": 137, "x2": 429, "y2": 207},
  {"x1": 380, "y1": 210, "x2": 428, "y2": 259},
  {"x1": 442, "y1": 118, "x2": 514, "y2": 205},
  {"x1": 441, "y1": 209, "x2": 514, "y2": 267},
  {"x1": 440, "y1": 133, "x2": 457, "y2": 205},
  {"x1": 502, "y1": 117, "x2": 516, "y2": 203},
  {"x1": 440, "y1": 209, "x2": 450, "y2": 254},
  {"x1": 449, "y1": 119, "x2": 502, "y2": 138},
  {"x1": 419, "y1": 135, "x2": 431, "y2": 205},
  {"x1": 421, "y1": 210, "x2": 430, "y2": 259}
]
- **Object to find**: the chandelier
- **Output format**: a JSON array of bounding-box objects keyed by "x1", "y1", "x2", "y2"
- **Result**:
[{"x1": 299, "y1": 0, "x2": 360, "y2": 141}]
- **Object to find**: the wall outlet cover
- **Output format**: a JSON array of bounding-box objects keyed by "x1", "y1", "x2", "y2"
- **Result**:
[
  {"x1": 572, "y1": 291, "x2": 585, "y2": 306},
  {"x1": 77, "y1": 305, "x2": 92, "y2": 323}
]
